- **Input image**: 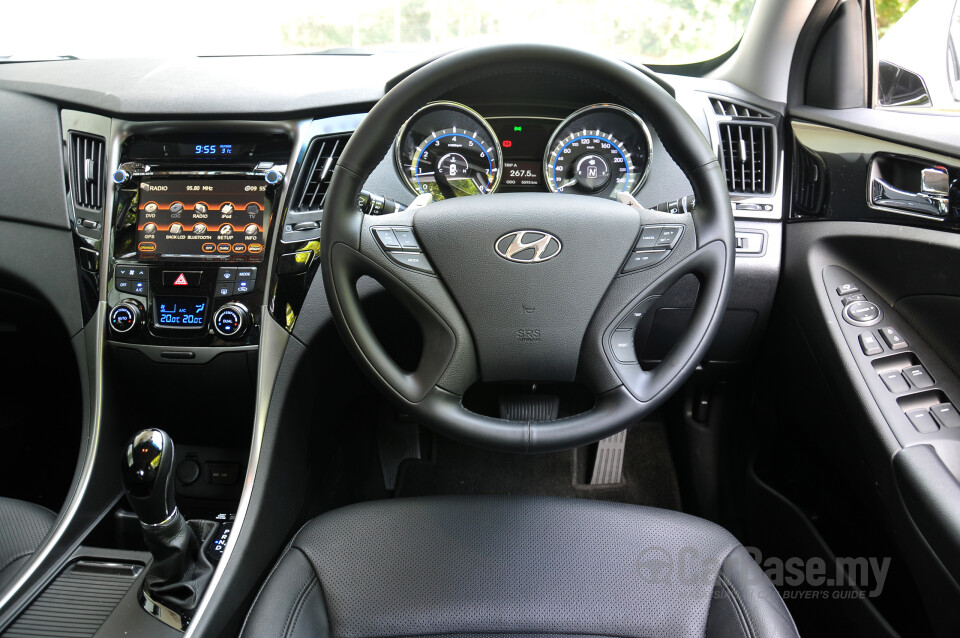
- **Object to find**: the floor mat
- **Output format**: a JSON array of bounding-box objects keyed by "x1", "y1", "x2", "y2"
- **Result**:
[{"x1": 395, "y1": 422, "x2": 682, "y2": 510}]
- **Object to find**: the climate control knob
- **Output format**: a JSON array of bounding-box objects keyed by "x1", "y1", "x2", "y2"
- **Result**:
[
  {"x1": 213, "y1": 302, "x2": 249, "y2": 338},
  {"x1": 109, "y1": 300, "x2": 143, "y2": 334}
]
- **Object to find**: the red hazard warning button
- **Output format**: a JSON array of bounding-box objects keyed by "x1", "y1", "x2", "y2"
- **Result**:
[{"x1": 162, "y1": 271, "x2": 202, "y2": 287}]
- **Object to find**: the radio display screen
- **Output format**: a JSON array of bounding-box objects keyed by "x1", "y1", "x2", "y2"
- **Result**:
[
  {"x1": 155, "y1": 296, "x2": 208, "y2": 328},
  {"x1": 137, "y1": 179, "x2": 266, "y2": 260}
]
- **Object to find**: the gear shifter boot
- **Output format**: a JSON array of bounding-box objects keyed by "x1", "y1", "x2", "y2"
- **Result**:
[{"x1": 121, "y1": 429, "x2": 216, "y2": 629}]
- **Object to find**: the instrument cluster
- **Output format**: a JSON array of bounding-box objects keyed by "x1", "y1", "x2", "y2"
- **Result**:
[{"x1": 394, "y1": 102, "x2": 653, "y2": 201}]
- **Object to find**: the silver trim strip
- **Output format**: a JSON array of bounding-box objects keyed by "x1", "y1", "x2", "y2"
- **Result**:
[{"x1": 0, "y1": 109, "x2": 111, "y2": 615}]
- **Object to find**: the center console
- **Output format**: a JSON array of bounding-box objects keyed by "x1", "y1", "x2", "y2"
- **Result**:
[{"x1": 107, "y1": 132, "x2": 289, "y2": 351}]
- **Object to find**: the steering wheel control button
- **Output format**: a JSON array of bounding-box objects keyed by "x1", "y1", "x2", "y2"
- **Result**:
[
  {"x1": 906, "y1": 408, "x2": 939, "y2": 434},
  {"x1": 617, "y1": 297, "x2": 658, "y2": 331},
  {"x1": 213, "y1": 303, "x2": 249, "y2": 338},
  {"x1": 880, "y1": 370, "x2": 909, "y2": 394},
  {"x1": 841, "y1": 293, "x2": 866, "y2": 306},
  {"x1": 903, "y1": 365, "x2": 934, "y2": 389},
  {"x1": 858, "y1": 332, "x2": 883, "y2": 356},
  {"x1": 622, "y1": 249, "x2": 669, "y2": 273},
  {"x1": 837, "y1": 283, "x2": 860, "y2": 295},
  {"x1": 635, "y1": 226, "x2": 662, "y2": 249},
  {"x1": 389, "y1": 252, "x2": 434, "y2": 274},
  {"x1": 109, "y1": 300, "x2": 142, "y2": 334},
  {"x1": 374, "y1": 227, "x2": 402, "y2": 249},
  {"x1": 655, "y1": 226, "x2": 682, "y2": 248},
  {"x1": 610, "y1": 330, "x2": 638, "y2": 364},
  {"x1": 392, "y1": 228, "x2": 420, "y2": 250},
  {"x1": 879, "y1": 326, "x2": 908, "y2": 350},
  {"x1": 931, "y1": 403, "x2": 960, "y2": 429},
  {"x1": 842, "y1": 300, "x2": 882, "y2": 326}
]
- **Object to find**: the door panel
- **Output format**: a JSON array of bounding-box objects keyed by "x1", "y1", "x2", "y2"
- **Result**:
[{"x1": 772, "y1": 109, "x2": 960, "y2": 637}]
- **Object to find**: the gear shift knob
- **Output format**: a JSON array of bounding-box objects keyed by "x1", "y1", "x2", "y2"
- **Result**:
[{"x1": 121, "y1": 429, "x2": 177, "y2": 526}]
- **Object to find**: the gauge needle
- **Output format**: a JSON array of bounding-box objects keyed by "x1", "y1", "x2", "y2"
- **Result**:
[{"x1": 557, "y1": 178, "x2": 577, "y2": 190}]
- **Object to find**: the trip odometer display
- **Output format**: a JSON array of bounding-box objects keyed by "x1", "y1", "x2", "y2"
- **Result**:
[
  {"x1": 544, "y1": 104, "x2": 652, "y2": 200},
  {"x1": 395, "y1": 102, "x2": 502, "y2": 200}
]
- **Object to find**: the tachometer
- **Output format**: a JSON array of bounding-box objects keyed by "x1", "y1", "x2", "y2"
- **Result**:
[
  {"x1": 543, "y1": 104, "x2": 652, "y2": 199},
  {"x1": 395, "y1": 102, "x2": 502, "y2": 200}
]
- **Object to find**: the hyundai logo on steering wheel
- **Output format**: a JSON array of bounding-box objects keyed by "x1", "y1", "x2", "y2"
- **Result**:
[{"x1": 495, "y1": 231, "x2": 562, "y2": 263}]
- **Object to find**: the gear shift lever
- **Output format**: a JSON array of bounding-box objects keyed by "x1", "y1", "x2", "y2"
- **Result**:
[
  {"x1": 121, "y1": 429, "x2": 214, "y2": 630},
  {"x1": 121, "y1": 429, "x2": 177, "y2": 526}
]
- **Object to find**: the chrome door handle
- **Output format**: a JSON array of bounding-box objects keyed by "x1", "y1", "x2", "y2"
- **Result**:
[{"x1": 871, "y1": 169, "x2": 950, "y2": 217}]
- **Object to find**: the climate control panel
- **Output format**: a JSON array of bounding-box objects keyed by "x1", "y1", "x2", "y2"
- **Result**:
[{"x1": 107, "y1": 263, "x2": 261, "y2": 348}]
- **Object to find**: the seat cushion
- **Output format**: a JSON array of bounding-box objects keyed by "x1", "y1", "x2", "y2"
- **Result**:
[
  {"x1": 0, "y1": 496, "x2": 56, "y2": 592},
  {"x1": 242, "y1": 495, "x2": 799, "y2": 638}
]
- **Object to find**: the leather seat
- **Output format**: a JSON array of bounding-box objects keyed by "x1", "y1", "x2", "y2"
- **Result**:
[
  {"x1": 242, "y1": 496, "x2": 799, "y2": 638},
  {"x1": 0, "y1": 497, "x2": 56, "y2": 592}
]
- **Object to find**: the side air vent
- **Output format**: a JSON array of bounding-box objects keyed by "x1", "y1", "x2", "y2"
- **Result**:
[
  {"x1": 793, "y1": 142, "x2": 827, "y2": 216},
  {"x1": 70, "y1": 133, "x2": 105, "y2": 210},
  {"x1": 717, "y1": 122, "x2": 776, "y2": 195},
  {"x1": 289, "y1": 134, "x2": 351, "y2": 214},
  {"x1": 710, "y1": 97, "x2": 774, "y2": 119}
]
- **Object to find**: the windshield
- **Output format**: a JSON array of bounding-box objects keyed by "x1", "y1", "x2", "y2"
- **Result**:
[{"x1": 1, "y1": 0, "x2": 755, "y2": 65}]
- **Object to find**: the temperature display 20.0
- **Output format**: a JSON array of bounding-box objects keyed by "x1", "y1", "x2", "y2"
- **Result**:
[{"x1": 155, "y1": 297, "x2": 207, "y2": 329}]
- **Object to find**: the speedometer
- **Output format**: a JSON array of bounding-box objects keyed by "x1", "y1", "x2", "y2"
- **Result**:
[
  {"x1": 395, "y1": 101, "x2": 502, "y2": 200},
  {"x1": 543, "y1": 104, "x2": 652, "y2": 199}
]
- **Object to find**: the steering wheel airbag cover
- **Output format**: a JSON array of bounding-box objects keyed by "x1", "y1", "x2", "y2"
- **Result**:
[{"x1": 414, "y1": 193, "x2": 639, "y2": 382}]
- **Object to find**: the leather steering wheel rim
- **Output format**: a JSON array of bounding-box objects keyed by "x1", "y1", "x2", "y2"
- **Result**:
[{"x1": 321, "y1": 44, "x2": 735, "y2": 453}]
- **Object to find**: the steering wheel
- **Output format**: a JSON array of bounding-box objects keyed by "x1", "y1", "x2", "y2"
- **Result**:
[{"x1": 320, "y1": 44, "x2": 734, "y2": 453}]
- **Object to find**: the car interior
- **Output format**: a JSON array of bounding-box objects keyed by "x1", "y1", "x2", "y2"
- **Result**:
[{"x1": 1, "y1": 0, "x2": 959, "y2": 636}]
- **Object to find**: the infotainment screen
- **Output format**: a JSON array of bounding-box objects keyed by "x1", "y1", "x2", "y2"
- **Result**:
[{"x1": 137, "y1": 179, "x2": 266, "y2": 260}]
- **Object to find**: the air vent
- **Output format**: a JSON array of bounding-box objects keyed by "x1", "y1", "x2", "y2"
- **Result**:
[
  {"x1": 793, "y1": 143, "x2": 827, "y2": 216},
  {"x1": 717, "y1": 122, "x2": 776, "y2": 195},
  {"x1": 710, "y1": 97, "x2": 774, "y2": 119},
  {"x1": 70, "y1": 132, "x2": 105, "y2": 210},
  {"x1": 290, "y1": 134, "x2": 351, "y2": 214}
]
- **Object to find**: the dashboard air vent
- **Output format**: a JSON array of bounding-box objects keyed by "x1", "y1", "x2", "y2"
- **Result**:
[
  {"x1": 290, "y1": 134, "x2": 351, "y2": 213},
  {"x1": 793, "y1": 142, "x2": 827, "y2": 216},
  {"x1": 70, "y1": 133, "x2": 105, "y2": 210},
  {"x1": 710, "y1": 97, "x2": 774, "y2": 119},
  {"x1": 717, "y1": 122, "x2": 776, "y2": 195}
]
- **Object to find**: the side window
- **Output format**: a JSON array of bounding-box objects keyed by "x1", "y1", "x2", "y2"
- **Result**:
[{"x1": 876, "y1": 0, "x2": 960, "y2": 112}]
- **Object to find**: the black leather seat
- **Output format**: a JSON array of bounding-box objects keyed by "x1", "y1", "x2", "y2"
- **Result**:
[
  {"x1": 0, "y1": 497, "x2": 56, "y2": 592},
  {"x1": 242, "y1": 496, "x2": 799, "y2": 638}
]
